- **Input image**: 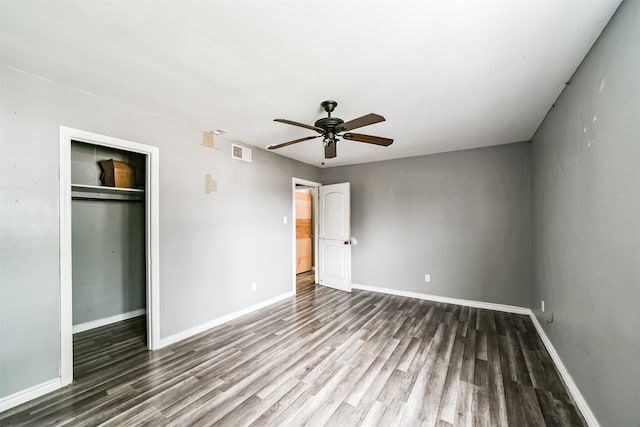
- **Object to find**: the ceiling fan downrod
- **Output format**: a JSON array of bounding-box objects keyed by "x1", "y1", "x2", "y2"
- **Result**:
[{"x1": 321, "y1": 100, "x2": 337, "y2": 117}]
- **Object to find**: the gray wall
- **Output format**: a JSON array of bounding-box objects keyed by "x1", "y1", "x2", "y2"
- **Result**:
[
  {"x1": 72, "y1": 199, "x2": 146, "y2": 325},
  {"x1": 531, "y1": 0, "x2": 639, "y2": 425},
  {"x1": 71, "y1": 142, "x2": 146, "y2": 325},
  {"x1": 0, "y1": 65, "x2": 320, "y2": 399},
  {"x1": 322, "y1": 142, "x2": 532, "y2": 307},
  {"x1": 0, "y1": 75, "x2": 61, "y2": 400}
]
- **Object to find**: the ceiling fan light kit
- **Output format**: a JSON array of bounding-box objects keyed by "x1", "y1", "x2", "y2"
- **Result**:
[{"x1": 269, "y1": 100, "x2": 393, "y2": 160}]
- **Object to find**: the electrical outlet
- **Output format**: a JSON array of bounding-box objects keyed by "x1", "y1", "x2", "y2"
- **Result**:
[
  {"x1": 251, "y1": 282, "x2": 257, "y2": 291},
  {"x1": 541, "y1": 300, "x2": 545, "y2": 312},
  {"x1": 283, "y1": 216, "x2": 287, "y2": 224},
  {"x1": 424, "y1": 274, "x2": 431, "y2": 283}
]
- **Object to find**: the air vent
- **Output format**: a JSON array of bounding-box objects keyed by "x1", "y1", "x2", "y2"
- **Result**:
[{"x1": 232, "y1": 144, "x2": 252, "y2": 162}]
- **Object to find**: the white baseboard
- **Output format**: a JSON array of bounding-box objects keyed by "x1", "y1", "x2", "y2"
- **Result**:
[
  {"x1": 351, "y1": 283, "x2": 530, "y2": 315},
  {"x1": 0, "y1": 378, "x2": 61, "y2": 413},
  {"x1": 72, "y1": 308, "x2": 146, "y2": 334},
  {"x1": 158, "y1": 291, "x2": 294, "y2": 348},
  {"x1": 528, "y1": 313, "x2": 600, "y2": 427}
]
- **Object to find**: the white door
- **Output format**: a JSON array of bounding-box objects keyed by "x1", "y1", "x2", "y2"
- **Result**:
[{"x1": 318, "y1": 182, "x2": 351, "y2": 292}]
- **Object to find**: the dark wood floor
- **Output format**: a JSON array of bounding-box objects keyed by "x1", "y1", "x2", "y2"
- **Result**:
[{"x1": 0, "y1": 271, "x2": 584, "y2": 426}]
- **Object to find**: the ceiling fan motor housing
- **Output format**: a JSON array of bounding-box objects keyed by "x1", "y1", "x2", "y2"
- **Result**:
[
  {"x1": 314, "y1": 117, "x2": 344, "y2": 132},
  {"x1": 316, "y1": 102, "x2": 344, "y2": 159}
]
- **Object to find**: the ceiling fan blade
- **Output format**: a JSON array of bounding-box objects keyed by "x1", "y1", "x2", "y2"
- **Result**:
[
  {"x1": 324, "y1": 142, "x2": 337, "y2": 159},
  {"x1": 337, "y1": 113, "x2": 385, "y2": 132},
  {"x1": 274, "y1": 118, "x2": 324, "y2": 133},
  {"x1": 342, "y1": 133, "x2": 394, "y2": 146},
  {"x1": 267, "y1": 135, "x2": 320, "y2": 150}
]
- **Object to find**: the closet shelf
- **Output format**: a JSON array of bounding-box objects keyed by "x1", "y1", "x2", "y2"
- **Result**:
[{"x1": 72, "y1": 184, "x2": 145, "y2": 201}]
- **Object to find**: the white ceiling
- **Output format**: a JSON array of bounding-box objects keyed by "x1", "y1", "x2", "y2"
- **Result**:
[{"x1": 0, "y1": 0, "x2": 621, "y2": 167}]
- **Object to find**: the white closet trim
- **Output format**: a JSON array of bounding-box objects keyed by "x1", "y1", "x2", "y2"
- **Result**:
[{"x1": 59, "y1": 126, "x2": 160, "y2": 390}]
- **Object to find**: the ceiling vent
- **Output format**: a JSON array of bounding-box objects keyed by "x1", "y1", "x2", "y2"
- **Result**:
[{"x1": 232, "y1": 144, "x2": 252, "y2": 162}]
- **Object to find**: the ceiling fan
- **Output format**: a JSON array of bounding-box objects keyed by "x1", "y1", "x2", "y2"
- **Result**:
[{"x1": 268, "y1": 100, "x2": 393, "y2": 159}]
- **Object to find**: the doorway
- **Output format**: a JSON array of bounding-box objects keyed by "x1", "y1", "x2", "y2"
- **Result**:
[
  {"x1": 295, "y1": 188, "x2": 313, "y2": 274},
  {"x1": 291, "y1": 178, "x2": 320, "y2": 294},
  {"x1": 70, "y1": 141, "x2": 147, "y2": 378},
  {"x1": 295, "y1": 187, "x2": 314, "y2": 295},
  {"x1": 59, "y1": 127, "x2": 160, "y2": 387},
  {"x1": 291, "y1": 178, "x2": 353, "y2": 294}
]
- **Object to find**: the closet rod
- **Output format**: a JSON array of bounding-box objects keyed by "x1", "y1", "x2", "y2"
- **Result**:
[{"x1": 71, "y1": 184, "x2": 145, "y2": 201}]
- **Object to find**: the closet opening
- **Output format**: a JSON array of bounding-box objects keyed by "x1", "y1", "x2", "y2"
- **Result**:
[
  {"x1": 59, "y1": 126, "x2": 160, "y2": 387},
  {"x1": 70, "y1": 141, "x2": 148, "y2": 378}
]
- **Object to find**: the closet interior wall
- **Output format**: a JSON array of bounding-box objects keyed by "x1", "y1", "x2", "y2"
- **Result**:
[{"x1": 70, "y1": 141, "x2": 146, "y2": 329}]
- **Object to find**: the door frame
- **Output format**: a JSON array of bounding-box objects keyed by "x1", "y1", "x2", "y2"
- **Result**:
[
  {"x1": 291, "y1": 177, "x2": 320, "y2": 293},
  {"x1": 59, "y1": 126, "x2": 161, "y2": 387}
]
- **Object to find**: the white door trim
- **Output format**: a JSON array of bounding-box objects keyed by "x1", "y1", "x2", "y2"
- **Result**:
[
  {"x1": 291, "y1": 177, "x2": 321, "y2": 293},
  {"x1": 59, "y1": 126, "x2": 160, "y2": 387}
]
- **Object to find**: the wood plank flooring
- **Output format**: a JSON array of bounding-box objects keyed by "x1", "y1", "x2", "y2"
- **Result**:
[{"x1": 0, "y1": 272, "x2": 585, "y2": 426}]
